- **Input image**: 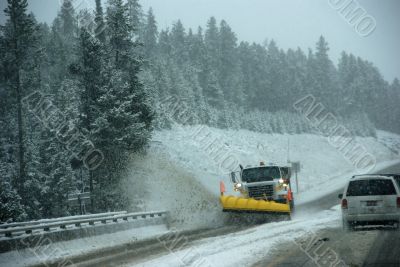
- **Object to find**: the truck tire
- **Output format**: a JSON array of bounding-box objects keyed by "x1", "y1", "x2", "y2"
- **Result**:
[{"x1": 289, "y1": 200, "x2": 295, "y2": 214}]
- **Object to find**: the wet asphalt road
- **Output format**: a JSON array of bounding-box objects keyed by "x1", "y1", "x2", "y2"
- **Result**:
[
  {"x1": 362, "y1": 163, "x2": 400, "y2": 267},
  {"x1": 362, "y1": 230, "x2": 400, "y2": 267}
]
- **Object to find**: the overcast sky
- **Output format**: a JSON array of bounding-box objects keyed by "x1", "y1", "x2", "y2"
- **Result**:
[{"x1": 1, "y1": 0, "x2": 399, "y2": 82}]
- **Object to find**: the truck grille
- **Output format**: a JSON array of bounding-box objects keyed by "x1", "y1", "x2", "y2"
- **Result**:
[{"x1": 248, "y1": 185, "x2": 274, "y2": 199}]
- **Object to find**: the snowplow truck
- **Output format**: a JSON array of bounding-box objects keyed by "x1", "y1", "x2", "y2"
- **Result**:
[{"x1": 220, "y1": 162, "x2": 294, "y2": 215}]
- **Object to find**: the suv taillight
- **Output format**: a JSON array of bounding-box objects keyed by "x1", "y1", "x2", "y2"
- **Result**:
[
  {"x1": 397, "y1": 197, "x2": 400, "y2": 208},
  {"x1": 341, "y1": 198, "x2": 348, "y2": 209}
]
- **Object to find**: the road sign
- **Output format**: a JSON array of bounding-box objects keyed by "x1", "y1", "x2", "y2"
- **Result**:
[
  {"x1": 291, "y1": 161, "x2": 301, "y2": 173},
  {"x1": 290, "y1": 161, "x2": 301, "y2": 193}
]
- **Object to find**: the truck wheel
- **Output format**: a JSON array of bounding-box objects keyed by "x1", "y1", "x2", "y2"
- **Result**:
[
  {"x1": 289, "y1": 200, "x2": 295, "y2": 214},
  {"x1": 282, "y1": 214, "x2": 291, "y2": 221}
]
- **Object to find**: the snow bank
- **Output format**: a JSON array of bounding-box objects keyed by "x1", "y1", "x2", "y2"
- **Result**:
[
  {"x1": 0, "y1": 225, "x2": 169, "y2": 267},
  {"x1": 152, "y1": 126, "x2": 399, "y2": 194}
]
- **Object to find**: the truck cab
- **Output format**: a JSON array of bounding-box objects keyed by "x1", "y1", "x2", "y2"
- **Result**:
[{"x1": 231, "y1": 163, "x2": 293, "y2": 205}]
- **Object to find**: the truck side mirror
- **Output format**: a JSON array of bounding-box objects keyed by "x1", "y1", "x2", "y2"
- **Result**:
[
  {"x1": 338, "y1": 194, "x2": 343, "y2": 199},
  {"x1": 230, "y1": 172, "x2": 237, "y2": 183}
]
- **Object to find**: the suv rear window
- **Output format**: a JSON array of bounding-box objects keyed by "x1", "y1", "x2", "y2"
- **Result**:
[{"x1": 346, "y1": 179, "x2": 396, "y2": 196}]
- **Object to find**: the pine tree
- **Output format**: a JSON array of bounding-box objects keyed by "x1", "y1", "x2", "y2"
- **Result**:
[
  {"x1": 71, "y1": 27, "x2": 104, "y2": 210},
  {"x1": 75, "y1": 28, "x2": 103, "y2": 134},
  {"x1": 158, "y1": 29, "x2": 171, "y2": 56},
  {"x1": 313, "y1": 36, "x2": 338, "y2": 108},
  {"x1": 218, "y1": 20, "x2": 242, "y2": 104},
  {"x1": 107, "y1": 0, "x2": 133, "y2": 69},
  {"x1": 95, "y1": 0, "x2": 106, "y2": 43},
  {"x1": 204, "y1": 69, "x2": 224, "y2": 108},
  {"x1": 143, "y1": 8, "x2": 158, "y2": 59},
  {"x1": 237, "y1": 42, "x2": 254, "y2": 108},
  {"x1": 60, "y1": 0, "x2": 75, "y2": 37},
  {"x1": 205, "y1": 17, "x2": 219, "y2": 69},
  {"x1": 170, "y1": 20, "x2": 187, "y2": 64},
  {"x1": 265, "y1": 40, "x2": 285, "y2": 111},
  {"x1": 85, "y1": 0, "x2": 154, "y2": 211},
  {"x1": 186, "y1": 27, "x2": 206, "y2": 68},
  {"x1": 126, "y1": 0, "x2": 143, "y2": 35},
  {"x1": 2, "y1": 0, "x2": 36, "y2": 195}
]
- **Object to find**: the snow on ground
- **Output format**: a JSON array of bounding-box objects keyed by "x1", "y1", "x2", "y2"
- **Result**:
[
  {"x1": 126, "y1": 205, "x2": 342, "y2": 267},
  {"x1": 377, "y1": 130, "x2": 400, "y2": 156},
  {"x1": 0, "y1": 225, "x2": 169, "y2": 267},
  {"x1": 151, "y1": 125, "x2": 400, "y2": 200}
]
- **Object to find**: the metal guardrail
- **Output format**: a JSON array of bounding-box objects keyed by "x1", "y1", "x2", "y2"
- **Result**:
[
  {"x1": 0, "y1": 211, "x2": 168, "y2": 238},
  {"x1": 0, "y1": 211, "x2": 127, "y2": 229}
]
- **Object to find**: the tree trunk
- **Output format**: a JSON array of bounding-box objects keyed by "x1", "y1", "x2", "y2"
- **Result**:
[
  {"x1": 11, "y1": 6, "x2": 25, "y2": 193},
  {"x1": 16, "y1": 70, "x2": 25, "y2": 191}
]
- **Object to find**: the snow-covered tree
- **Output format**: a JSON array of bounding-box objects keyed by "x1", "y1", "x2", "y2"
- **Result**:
[{"x1": 2, "y1": 0, "x2": 37, "y2": 195}]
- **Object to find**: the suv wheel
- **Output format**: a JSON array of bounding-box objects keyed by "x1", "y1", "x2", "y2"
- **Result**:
[{"x1": 342, "y1": 219, "x2": 353, "y2": 231}]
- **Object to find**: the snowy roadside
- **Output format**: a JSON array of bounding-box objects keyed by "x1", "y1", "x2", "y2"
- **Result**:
[{"x1": 0, "y1": 225, "x2": 169, "y2": 267}]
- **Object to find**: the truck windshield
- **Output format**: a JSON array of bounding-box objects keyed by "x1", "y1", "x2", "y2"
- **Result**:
[{"x1": 241, "y1": 167, "x2": 280, "y2": 183}]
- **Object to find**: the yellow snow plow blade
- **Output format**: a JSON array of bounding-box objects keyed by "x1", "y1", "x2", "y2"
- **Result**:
[{"x1": 220, "y1": 195, "x2": 291, "y2": 214}]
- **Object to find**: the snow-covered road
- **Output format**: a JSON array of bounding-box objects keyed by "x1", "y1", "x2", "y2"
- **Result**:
[{"x1": 125, "y1": 206, "x2": 341, "y2": 267}]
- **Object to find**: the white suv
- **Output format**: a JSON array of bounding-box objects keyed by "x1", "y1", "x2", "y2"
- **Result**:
[{"x1": 339, "y1": 175, "x2": 400, "y2": 230}]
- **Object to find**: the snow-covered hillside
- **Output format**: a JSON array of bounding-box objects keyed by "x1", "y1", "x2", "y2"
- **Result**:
[{"x1": 125, "y1": 126, "x2": 400, "y2": 228}]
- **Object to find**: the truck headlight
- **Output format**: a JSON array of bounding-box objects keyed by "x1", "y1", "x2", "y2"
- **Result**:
[
  {"x1": 279, "y1": 178, "x2": 284, "y2": 184},
  {"x1": 234, "y1": 183, "x2": 242, "y2": 191}
]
